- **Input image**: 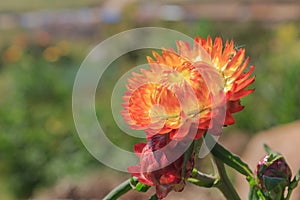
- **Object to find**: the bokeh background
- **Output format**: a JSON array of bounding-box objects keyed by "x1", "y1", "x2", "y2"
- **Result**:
[{"x1": 0, "y1": 0, "x2": 299, "y2": 199}]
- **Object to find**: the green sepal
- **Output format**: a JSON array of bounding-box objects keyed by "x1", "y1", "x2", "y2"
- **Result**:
[
  {"x1": 263, "y1": 176, "x2": 286, "y2": 191},
  {"x1": 263, "y1": 144, "x2": 283, "y2": 163},
  {"x1": 263, "y1": 144, "x2": 278, "y2": 155}
]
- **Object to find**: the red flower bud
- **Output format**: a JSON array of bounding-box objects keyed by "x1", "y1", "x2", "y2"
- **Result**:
[
  {"x1": 256, "y1": 154, "x2": 292, "y2": 195},
  {"x1": 128, "y1": 133, "x2": 194, "y2": 199}
]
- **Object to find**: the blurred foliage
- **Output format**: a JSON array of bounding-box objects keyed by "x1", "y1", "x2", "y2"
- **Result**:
[
  {"x1": 232, "y1": 23, "x2": 300, "y2": 131},
  {"x1": 0, "y1": 0, "x2": 103, "y2": 11},
  {"x1": 0, "y1": 32, "x2": 99, "y2": 198},
  {"x1": 0, "y1": 10, "x2": 299, "y2": 200}
]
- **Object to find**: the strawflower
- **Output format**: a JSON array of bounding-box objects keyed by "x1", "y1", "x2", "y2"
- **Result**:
[{"x1": 122, "y1": 36, "x2": 255, "y2": 140}]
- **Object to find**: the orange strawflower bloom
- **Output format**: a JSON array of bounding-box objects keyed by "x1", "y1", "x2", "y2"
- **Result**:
[{"x1": 122, "y1": 36, "x2": 255, "y2": 140}]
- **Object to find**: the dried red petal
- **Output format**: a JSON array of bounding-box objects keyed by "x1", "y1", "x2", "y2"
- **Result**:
[{"x1": 128, "y1": 134, "x2": 194, "y2": 199}]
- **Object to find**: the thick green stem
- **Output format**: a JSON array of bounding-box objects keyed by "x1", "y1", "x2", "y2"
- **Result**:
[
  {"x1": 103, "y1": 177, "x2": 137, "y2": 200},
  {"x1": 213, "y1": 157, "x2": 241, "y2": 200}
]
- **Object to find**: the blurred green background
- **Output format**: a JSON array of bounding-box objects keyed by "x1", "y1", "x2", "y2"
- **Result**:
[{"x1": 0, "y1": 0, "x2": 299, "y2": 199}]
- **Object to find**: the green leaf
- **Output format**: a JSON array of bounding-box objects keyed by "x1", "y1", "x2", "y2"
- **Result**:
[{"x1": 208, "y1": 135, "x2": 253, "y2": 177}]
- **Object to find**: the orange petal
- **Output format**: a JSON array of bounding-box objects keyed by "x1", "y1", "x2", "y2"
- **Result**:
[{"x1": 230, "y1": 88, "x2": 255, "y2": 101}]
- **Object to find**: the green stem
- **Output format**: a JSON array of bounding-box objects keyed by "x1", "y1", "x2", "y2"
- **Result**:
[
  {"x1": 213, "y1": 157, "x2": 241, "y2": 200},
  {"x1": 103, "y1": 177, "x2": 137, "y2": 200},
  {"x1": 286, "y1": 174, "x2": 300, "y2": 200},
  {"x1": 188, "y1": 168, "x2": 218, "y2": 188},
  {"x1": 286, "y1": 183, "x2": 297, "y2": 200}
]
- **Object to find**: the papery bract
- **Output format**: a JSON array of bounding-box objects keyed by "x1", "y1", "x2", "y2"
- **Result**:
[
  {"x1": 195, "y1": 36, "x2": 255, "y2": 126},
  {"x1": 122, "y1": 36, "x2": 255, "y2": 140}
]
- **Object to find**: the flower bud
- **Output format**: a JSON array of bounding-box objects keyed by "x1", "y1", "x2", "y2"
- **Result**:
[
  {"x1": 256, "y1": 154, "x2": 292, "y2": 197},
  {"x1": 128, "y1": 132, "x2": 194, "y2": 199}
]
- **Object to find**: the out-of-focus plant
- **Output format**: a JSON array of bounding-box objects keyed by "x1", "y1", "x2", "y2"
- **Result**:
[
  {"x1": 0, "y1": 32, "x2": 98, "y2": 198},
  {"x1": 233, "y1": 23, "x2": 300, "y2": 132}
]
